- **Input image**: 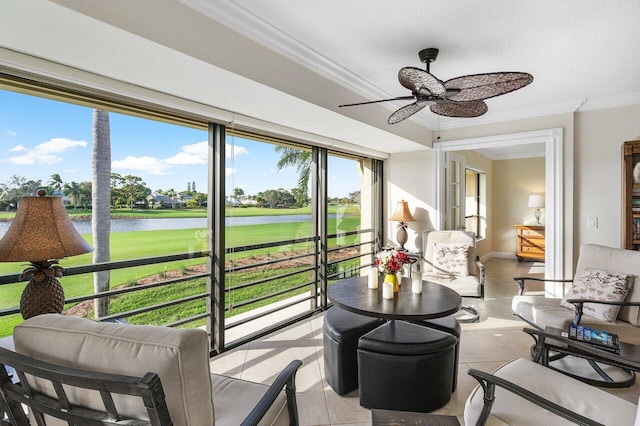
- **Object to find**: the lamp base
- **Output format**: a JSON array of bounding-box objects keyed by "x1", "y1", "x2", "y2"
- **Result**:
[
  {"x1": 20, "y1": 276, "x2": 65, "y2": 319},
  {"x1": 534, "y1": 208, "x2": 542, "y2": 225},
  {"x1": 396, "y1": 223, "x2": 408, "y2": 250}
]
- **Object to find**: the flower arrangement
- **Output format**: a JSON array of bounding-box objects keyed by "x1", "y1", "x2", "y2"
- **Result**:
[{"x1": 375, "y1": 249, "x2": 410, "y2": 274}]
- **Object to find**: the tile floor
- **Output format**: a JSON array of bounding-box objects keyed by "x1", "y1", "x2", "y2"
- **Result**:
[{"x1": 209, "y1": 258, "x2": 640, "y2": 425}]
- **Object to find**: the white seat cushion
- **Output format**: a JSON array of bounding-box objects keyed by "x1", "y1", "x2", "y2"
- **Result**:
[
  {"x1": 464, "y1": 358, "x2": 638, "y2": 425},
  {"x1": 512, "y1": 295, "x2": 640, "y2": 344},
  {"x1": 13, "y1": 314, "x2": 215, "y2": 426},
  {"x1": 573, "y1": 244, "x2": 640, "y2": 325},
  {"x1": 211, "y1": 374, "x2": 288, "y2": 426},
  {"x1": 423, "y1": 272, "x2": 481, "y2": 297}
]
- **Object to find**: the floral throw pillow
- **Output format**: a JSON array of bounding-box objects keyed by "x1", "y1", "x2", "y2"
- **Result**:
[
  {"x1": 560, "y1": 268, "x2": 631, "y2": 322},
  {"x1": 433, "y1": 243, "x2": 470, "y2": 277}
]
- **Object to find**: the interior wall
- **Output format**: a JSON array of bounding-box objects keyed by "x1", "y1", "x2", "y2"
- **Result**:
[
  {"x1": 574, "y1": 105, "x2": 640, "y2": 253},
  {"x1": 386, "y1": 106, "x2": 640, "y2": 280},
  {"x1": 493, "y1": 158, "x2": 545, "y2": 254},
  {"x1": 385, "y1": 149, "x2": 436, "y2": 253},
  {"x1": 437, "y1": 113, "x2": 575, "y2": 278}
]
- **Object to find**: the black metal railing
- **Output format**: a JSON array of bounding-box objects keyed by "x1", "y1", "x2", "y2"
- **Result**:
[{"x1": 0, "y1": 229, "x2": 375, "y2": 351}]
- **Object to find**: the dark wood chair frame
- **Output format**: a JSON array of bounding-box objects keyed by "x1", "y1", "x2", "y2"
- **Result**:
[
  {"x1": 466, "y1": 367, "x2": 607, "y2": 426},
  {"x1": 522, "y1": 327, "x2": 640, "y2": 388},
  {"x1": 514, "y1": 276, "x2": 640, "y2": 387},
  {"x1": 0, "y1": 346, "x2": 302, "y2": 426},
  {"x1": 459, "y1": 256, "x2": 486, "y2": 322}
]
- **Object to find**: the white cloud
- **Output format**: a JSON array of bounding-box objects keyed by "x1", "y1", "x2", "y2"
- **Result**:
[
  {"x1": 9, "y1": 145, "x2": 27, "y2": 152},
  {"x1": 6, "y1": 130, "x2": 17, "y2": 136},
  {"x1": 112, "y1": 141, "x2": 249, "y2": 177},
  {"x1": 40, "y1": 138, "x2": 88, "y2": 153},
  {"x1": 226, "y1": 167, "x2": 236, "y2": 176},
  {"x1": 164, "y1": 141, "x2": 248, "y2": 165},
  {"x1": 226, "y1": 143, "x2": 249, "y2": 158},
  {"x1": 165, "y1": 141, "x2": 208, "y2": 165},
  {"x1": 8, "y1": 137, "x2": 87, "y2": 165},
  {"x1": 113, "y1": 156, "x2": 170, "y2": 175}
]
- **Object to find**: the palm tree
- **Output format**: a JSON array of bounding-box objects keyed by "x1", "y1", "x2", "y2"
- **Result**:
[
  {"x1": 274, "y1": 146, "x2": 311, "y2": 205},
  {"x1": 165, "y1": 188, "x2": 177, "y2": 208},
  {"x1": 48, "y1": 173, "x2": 63, "y2": 196},
  {"x1": 92, "y1": 109, "x2": 111, "y2": 317},
  {"x1": 63, "y1": 181, "x2": 82, "y2": 209}
]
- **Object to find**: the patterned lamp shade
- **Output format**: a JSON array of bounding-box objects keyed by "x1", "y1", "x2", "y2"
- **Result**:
[{"x1": 0, "y1": 190, "x2": 93, "y2": 318}]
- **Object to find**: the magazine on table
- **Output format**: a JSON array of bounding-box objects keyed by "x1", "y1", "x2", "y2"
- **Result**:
[{"x1": 567, "y1": 324, "x2": 620, "y2": 353}]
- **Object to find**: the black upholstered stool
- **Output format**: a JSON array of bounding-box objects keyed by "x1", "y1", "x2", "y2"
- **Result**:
[
  {"x1": 409, "y1": 315, "x2": 461, "y2": 392},
  {"x1": 323, "y1": 306, "x2": 384, "y2": 395},
  {"x1": 358, "y1": 321, "x2": 457, "y2": 413}
]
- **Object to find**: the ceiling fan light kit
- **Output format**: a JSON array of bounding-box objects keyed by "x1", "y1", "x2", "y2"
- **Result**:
[{"x1": 339, "y1": 47, "x2": 533, "y2": 124}]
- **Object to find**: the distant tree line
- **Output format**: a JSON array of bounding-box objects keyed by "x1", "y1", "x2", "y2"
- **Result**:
[
  {"x1": 0, "y1": 173, "x2": 360, "y2": 211},
  {"x1": 0, "y1": 173, "x2": 207, "y2": 211}
]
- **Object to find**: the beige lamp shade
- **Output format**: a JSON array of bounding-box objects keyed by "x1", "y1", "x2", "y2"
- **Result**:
[
  {"x1": 389, "y1": 200, "x2": 415, "y2": 250},
  {"x1": 528, "y1": 194, "x2": 545, "y2": 208},
  {"x1": 389, "y1": 200, "x2": 416, "y2": 223},
  {"x1": 0, "y1": 193, "x2": 93, "y2": 262}
]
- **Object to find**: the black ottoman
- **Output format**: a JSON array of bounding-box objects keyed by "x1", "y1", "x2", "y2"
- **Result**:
[
  {"x1": 358, "y1": 321, "x2": 457, "y2": 412},
  {"x1": 409, "y1": 315, "x2": 461, "y2": 392},
  {"x1": 323, "y1": 307, "x2": 384, "y2": 395}
]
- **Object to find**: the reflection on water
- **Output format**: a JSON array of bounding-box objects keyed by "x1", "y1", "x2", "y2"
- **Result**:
[{"x1": 0, "y1": 214, "x2": 339, "y2": 237}]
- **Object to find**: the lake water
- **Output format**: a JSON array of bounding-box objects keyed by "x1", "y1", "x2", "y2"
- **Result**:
[{"x1": 0, "y1": 214, "x2": 336, "y2": 237}]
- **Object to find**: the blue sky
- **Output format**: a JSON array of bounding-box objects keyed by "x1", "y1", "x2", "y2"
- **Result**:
[{"x1": 0, "y1": 90, "x2": 361, "y2": 197}]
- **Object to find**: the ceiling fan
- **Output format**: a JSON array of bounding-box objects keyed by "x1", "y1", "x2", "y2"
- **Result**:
[{"x1": 339, "y1": 48, "x2": 533, "y2": 124}]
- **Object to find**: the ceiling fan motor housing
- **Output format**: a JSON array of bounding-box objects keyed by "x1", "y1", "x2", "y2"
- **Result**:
[{"x1": 419, "y1": 48, "x2": 439, "y2": 64}]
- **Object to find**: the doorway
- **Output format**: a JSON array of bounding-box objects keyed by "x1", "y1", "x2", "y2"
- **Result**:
[{"x1": 433, "y1": 128, "x2": 566, "y2": 294}]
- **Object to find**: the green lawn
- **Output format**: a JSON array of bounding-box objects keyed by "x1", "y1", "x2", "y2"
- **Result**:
[
  {"x1": 0, "y1": 204, "x2": 359, "y2": 220},
  {"x1": 0, "y1": 210, "x2": 364, "y2": 336}
]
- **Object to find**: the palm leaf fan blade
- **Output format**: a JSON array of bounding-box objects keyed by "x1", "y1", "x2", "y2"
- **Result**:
[
  {"x1": 398, "y1": 67, "x2": 446, "y2": 96},
  {"x1": 445, "y1": 72, "x2": 533, "y2": 102},
  {"x1": 430, "y1": 100, "x2": 488, "y2": 118},
  {"x1": 388, "y1": 103, "x2": 425, "y2": 124}
]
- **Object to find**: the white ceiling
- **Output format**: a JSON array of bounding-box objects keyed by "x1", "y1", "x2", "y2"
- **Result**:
[
  {"x1": 5, "y1": 0, "x2": 640, "y2": 157},
  {"x1": 183, "y1": 0, "x2": 640, "y2": 131}
]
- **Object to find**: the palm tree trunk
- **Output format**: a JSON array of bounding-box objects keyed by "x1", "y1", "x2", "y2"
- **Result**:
[{"x1": 92, "y1": 109, "x2": 111, "y2": 318}]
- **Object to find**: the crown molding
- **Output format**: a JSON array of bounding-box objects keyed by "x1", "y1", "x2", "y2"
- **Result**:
[
  {"x1": 578, "y1": 92, "x2": 640, "y2": 112},
  {"x1": 179, "y1": 0, "x2": 394, "y2": 104}
]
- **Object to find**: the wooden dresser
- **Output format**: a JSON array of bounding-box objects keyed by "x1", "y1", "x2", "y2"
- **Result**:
[{"x1": 515, "y1": 225, "x2": 545, "y2": 262}]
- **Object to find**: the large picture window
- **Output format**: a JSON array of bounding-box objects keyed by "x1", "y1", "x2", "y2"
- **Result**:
[{"x1": 0, "y1": 83, "x2": 382, "y2": 353}]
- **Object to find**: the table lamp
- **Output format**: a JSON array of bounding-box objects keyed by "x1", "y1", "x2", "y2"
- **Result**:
[
  {"x1": 528, "y1": 194, "x2": 545, "y2": 225},
  {"x1": 389, "y1": 200, "x2": 415, "y2": 250},
  {"x1": 0, "y1": 190, "x2": 93, "y2": 319}
]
